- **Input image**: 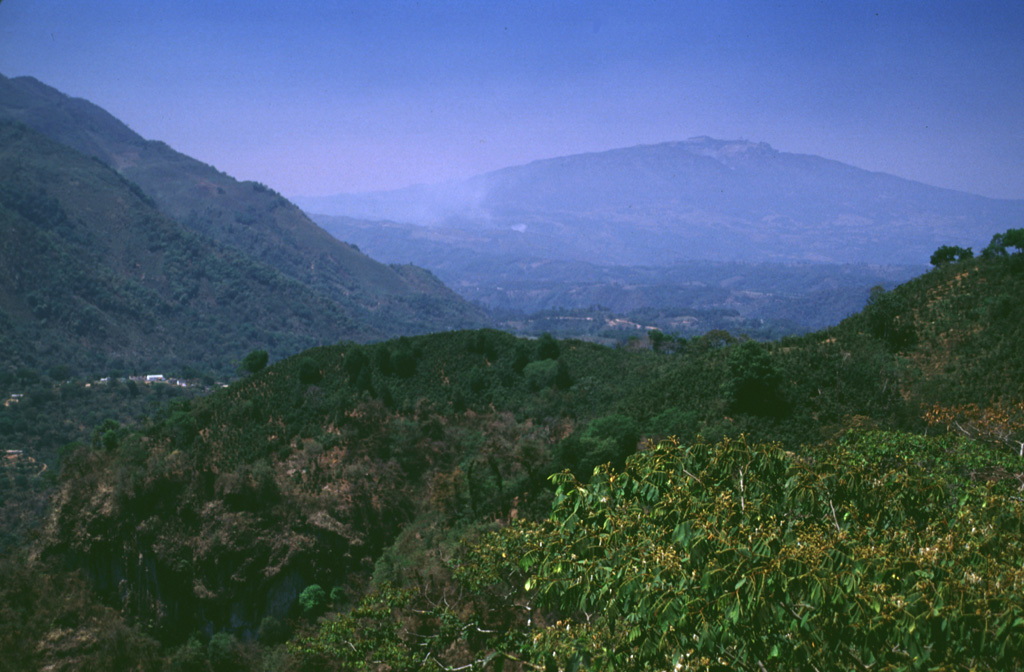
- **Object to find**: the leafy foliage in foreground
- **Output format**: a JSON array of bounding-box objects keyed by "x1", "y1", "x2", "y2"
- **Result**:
[
  {"x1": 301, "y1": 432, "x2": 1024, "y2": 671},
  {"x1": 499, "y1": 434, "x2": 1024, "y2": 670}
]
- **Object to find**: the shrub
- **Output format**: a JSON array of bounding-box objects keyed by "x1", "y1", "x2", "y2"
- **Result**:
[{"x1": 299, "y1": 584, "x2": 328, "y2": 617}]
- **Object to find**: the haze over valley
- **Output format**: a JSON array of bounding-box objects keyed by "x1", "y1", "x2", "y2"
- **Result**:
[{"x1": 300, "y1": 137, "x2": 1023, "y2": 330}]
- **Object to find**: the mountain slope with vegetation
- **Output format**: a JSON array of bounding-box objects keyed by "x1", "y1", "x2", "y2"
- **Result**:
[
  {"x1": 0, "y1": 120, "x2": 373, "y2": 378},
  {"x1": 0, "y1": 73, "x2": 487, "y2": 340},
  {"x1": 5, "y1": 240, "x2": 1020, "y2": 670}
]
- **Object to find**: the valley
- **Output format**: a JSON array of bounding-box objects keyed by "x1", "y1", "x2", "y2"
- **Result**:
[
  {"x1": 302, "y1": 136, "x2": 1024, "y2": 336},
  {"x1": 313, "y1": 211, "x2": 928, "y2": 335}
]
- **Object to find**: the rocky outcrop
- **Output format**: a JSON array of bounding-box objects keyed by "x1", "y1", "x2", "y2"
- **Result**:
[{"x1": 43, "y1": 441, "x2": 380, "y2": 642}]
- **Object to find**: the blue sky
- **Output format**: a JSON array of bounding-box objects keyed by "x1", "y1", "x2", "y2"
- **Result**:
[{"x1": 1, "y1": 0, "x2": 1022, "y2": 198}]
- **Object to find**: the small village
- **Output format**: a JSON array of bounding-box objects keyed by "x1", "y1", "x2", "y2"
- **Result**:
[
  {"x1": 4, "y1": 372, "x2": 192, "y2": 407},
  {"x1": 4, "y1": 371, "x2": 217, "y2": 405},
  {"x1": 1, "y1": 372, "x2": 217, "y2": 477},
  {"x1": 101, "y1": 373, "x2": 191, "y2": 388}
]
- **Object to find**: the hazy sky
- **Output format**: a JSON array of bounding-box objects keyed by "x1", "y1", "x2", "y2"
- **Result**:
[{"x1": 1, "y1": 1, "x2": 1022, "y2": 199}]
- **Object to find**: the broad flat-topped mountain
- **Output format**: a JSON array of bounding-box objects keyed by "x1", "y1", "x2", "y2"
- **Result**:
[
  {"x1": 299, "y1": 137, "x2": 1024, "y2": 267},
  {"x1": 0, "y1": 74, "x2": 487, "y2": 353}
]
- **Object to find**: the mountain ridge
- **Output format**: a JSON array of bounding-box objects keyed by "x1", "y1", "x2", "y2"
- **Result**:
[
  {"x1": 0, "y1": 119, "x2": 371, "y2": 377},
  {"x1": 0, "y1": 73, "x2": 488, "y2": 341}
]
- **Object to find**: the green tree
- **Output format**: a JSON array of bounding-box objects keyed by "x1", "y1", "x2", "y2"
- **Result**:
[
  {"x1": 292, "y1": 583, "x2": 502, "y2": 670},
  {"x1": 511, "y1": 342, "x2": 531, "y2": 373},
  {"x1": 167, "y1": 635, "x2": 209, "y2": 672},
  {"x1": 554, "y1": 357, "x2": 572, "y2": 390},
  {"x1": 345, "y1": 345, "x2": 369, "y2": 379},
  {"x1": 468, "y1": 366, "x2": 486, "y2": 394},
  {"x1": 207, "y1": 632, "x2": 246, "y2": 672},
  {"x1": 375, "y1": 347, "x2": 393, "y2": 375},
  {"x1": 644, "y1": 406, "x2": 700, "y2": 440},
  {"x1": 48, "y1": 364, "x2": 72, "y2": 381},
  {"x1": 1005, "y1": 228, "x2": 1024, "y2": 253},
  {"x1": 298, "y1": 357, "x2": 322, "y2": 385},
  {"x1": 523, "y1": 359, "x2": 559, "y2": 391},
  {"x1": 722, "y1": 340, "x2": 786, "y2": 417},
  {"x1": 91, "y1": 418, "x2": 120, "y2": 449},
  {"x1": 299, "y1": 584, "x2": 328, "y2": 618},
  {"x1": 16, "y1": 367, "x2": 39, "y2": 384},
  {"x1": 649, "y1": 329, "x2": 668, "y2": 351},
  {"x1": 575, "y1": 413, "x2": 639, "y2": 477},
  {"x1": 983, "y1": 232, "x2": 1008, "y2": 257},
  {"x1": 537, "y1": 332, "x2": 560, "y2": 360},
  {"x1": 930, "y1": 244, "x2": 973, "y2": 266},
  {"x1": 256, "y1": 616, "x2": 288, "y2": 645},
  {"x1": 864, "y1": 285, "x2": 916, "y2": 350},
  {"x1": 392, "y1": 347, "x2": 417, "y2": 378},
  {"x1": 981, "y1": 228, "x2": 1024, "y2": 258},
  {"x1": 240, "y1": 349, "x2": 268, "y2": 374}
]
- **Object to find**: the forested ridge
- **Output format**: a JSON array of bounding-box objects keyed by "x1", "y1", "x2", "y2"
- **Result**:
[
  {"x1": 2, "y1": 244, "x2": 1024, "y2": 670},
  {"x1": 0, "y1": 121, "x2": 374, "y2": 379},
  {"x1": 0, "y1": 83, "x2": 482, "y2": 565},
  {"x1": 0, "y1": 74, "x2": 489, "y2": 381}
]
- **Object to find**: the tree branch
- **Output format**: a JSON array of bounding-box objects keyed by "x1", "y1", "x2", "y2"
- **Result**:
[{"x1": 829, "y1": 499, "x2": 842, "y2": 533}]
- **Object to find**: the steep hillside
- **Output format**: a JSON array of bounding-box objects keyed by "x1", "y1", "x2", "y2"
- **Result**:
[
  {"x1": 0, "y1": 120, "x2": 372, "y2": 377},
  {"x1": 19, "y1": 245, "x2": 1022, "y2": 669},
  {"x1": 856, "y1": 251, "x2": 1024, "y2": 405},
  {"x1": 39, "y1": 330, "x2": 637, "y2": 643},
  {"x1": 0, "y1": 74, "x2": 487, "y2": 337}
]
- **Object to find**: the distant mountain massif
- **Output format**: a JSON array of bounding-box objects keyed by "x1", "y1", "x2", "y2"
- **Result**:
[
  {"x1": 300, "y1": 138, "x2": 1024, "y2": 329},
  {"x1": 301, "y1": 137, "x2": 1024, "y2": 266},
  {"x1": 0, "y1": 74, "x2": 487, "y2": 377}
]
